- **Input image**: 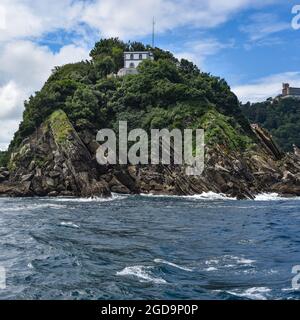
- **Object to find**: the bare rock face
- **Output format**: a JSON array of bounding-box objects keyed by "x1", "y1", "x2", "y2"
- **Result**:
[
  {"x1": 0, "y1": 167, "x2": 10, "y2": 183},
  {"x1": 293, "y1": 144, "x2": 300, "y2": 158},
  {"x1": 251, "y1": 124, "x2": 283, "y2": 160},
  {"x1": 6, "y1": 110, "x2": 110, "y2": 198}
]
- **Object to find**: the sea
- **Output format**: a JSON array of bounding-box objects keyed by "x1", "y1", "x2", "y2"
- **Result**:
[{"x1": 0, "y1": 192, "x2": 299, "y2": 300}]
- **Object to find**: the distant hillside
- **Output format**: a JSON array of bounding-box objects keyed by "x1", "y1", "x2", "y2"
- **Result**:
[{"x1": 242, "y1": 98, "x2": 300, "y2": 151}]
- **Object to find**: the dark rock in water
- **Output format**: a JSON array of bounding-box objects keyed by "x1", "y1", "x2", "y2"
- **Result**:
[
  {"x1": 48, "y1": 191, "x2": 59, "y2": 197},
  {"x1": 271, "y1": 183, "x2": 300, "y2": 196},
  {"x1": 0, "y1": 167, "x2": 10, "y2": 183},
  {"x1": 0, "y1": 182, "x2": 32, "y2": 197}
]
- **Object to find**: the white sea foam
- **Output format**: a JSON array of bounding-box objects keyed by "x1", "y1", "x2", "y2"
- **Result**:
[
  {"x1": 154, "y1": 258, "x2": 193, "y2": 272},
  {"x1": 254, "y1": 193, "x2": 300, "y2": 201},
  {"x1": 236, "y1": 257, "x2": 256, "y2": 265},
  {"x1": 1, "y1": 203, "x2": 67, "y2": 212},
  {"x1": 204, "y1": 267, "x2": 218, "y2": 272},
  {"x1": 281, "y1": 288, "x2": 297, "y2": 292},
  {"x1": 116, "y1": 266, "x2": 167, "y2": 284},
  {"x1": 226, "y1": 287, "x2": 271, "y2": 300},
  {"x1": 224, "y1": 255, "x2": 256, "y2": 265},
  {"x1": 205, "y1": 256, "x2": 256, "y2": 271},
  {"x1": 141, "y1": 191, "x2": 300, "y2": 201},
  {"x1": 50, "y1": 193, "x2": 127, "y2": 203},
  {"x1": 141, "y1": 192, "x2": 236, "y2": 200},
  {"x1": 186, "y1": 192, "x2": 237, "y2": 200},
  {"x1": 205, "y1": 259, "x2": 219, "y2": 265},
  {"x1": 60, "y1": 221, "x2": 80, "y2": 228}
]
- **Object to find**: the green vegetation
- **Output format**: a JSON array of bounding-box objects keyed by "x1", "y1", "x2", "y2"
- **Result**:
[
  {"x1": 8, "y1": 38, "x2": 254, "y2": 156},
  {"x1": 48, "y1": 110, "x2": 74, "y2": 145},
  {"x1": 242, "y1": 98, "x2": 300, "y2": 151},
  {"x1": 0, "y1": 151, "x2": 9, "y2": 167},
  {"x1": 199, "y1": 110, "x2": 253, "y2": 151}
]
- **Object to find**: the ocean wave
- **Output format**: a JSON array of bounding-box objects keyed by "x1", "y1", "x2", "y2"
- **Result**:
[
  {"x1": 141, "y1": 191, "x2": 300, "y2": 201},
  {"x1": 254, "y1": 193, "x2": 300, "y2": 201},
  {"x1": 281, "y1": 288, "x2": 298, "y2": 292},
  {"x1": 141, "y1": 192, "x2": 236, "y2": 201},
  {"x1": 236, "y1": 257, "x2": 256, "y2": 265},
  {"x1": 49, "y1": 193, "x2": 128, "y2": 203},
  {"x1": 204, "y1": 267, "x2": 218, "y2": 272},
  {"x1": 223, "y1": 255, "x2": 256, "y2": 266},
  {"x1": 116, "y1": 266, "x2": 167, "y2": 284},
  {"x1": 225, "y1": 287, "x2": 271, "y2": 300},
  {"x1": 0, "y1": 203, "x2": 67, "y2": 212},
  {"x1": 154, "y1": 258, "x2": 193, "y2": 272},
  {"x1": 205, "y1": 259, "x2": 219, "y2": 265},
  {"x1": 60, "y1": 221, "x2": 80, "y2": 228},
  {"x1": 205, "y1": 255, "x2": 256, "y2": 270}
]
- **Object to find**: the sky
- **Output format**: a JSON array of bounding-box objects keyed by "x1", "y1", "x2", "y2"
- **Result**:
[{"x1": 0, "y1": 0, "x2": 299, "y2": 150}]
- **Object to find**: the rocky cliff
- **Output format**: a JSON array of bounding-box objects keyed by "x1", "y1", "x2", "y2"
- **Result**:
[{"x1": 1, "y1": 109, "x2": 299, "y2": 199}]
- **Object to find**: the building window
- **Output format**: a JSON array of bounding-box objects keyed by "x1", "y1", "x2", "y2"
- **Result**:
[
  {"x1": 129, "y1": 62, "x2": 135, "y2": 68},
  {"x1": 139, "y1": 54, "x2": 143, "y2": 60},
  {"x1": 130, "y1": 53, "x2": 134, "y2": 60}
]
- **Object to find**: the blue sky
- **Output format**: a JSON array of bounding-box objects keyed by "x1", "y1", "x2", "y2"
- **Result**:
[{"x1": 0, "y1": 0, "x2": 299, "y2": 149}]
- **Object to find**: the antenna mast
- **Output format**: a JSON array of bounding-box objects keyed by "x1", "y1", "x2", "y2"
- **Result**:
[{"x1": 152, "y1": 17, "x2": 155, "y2": 48}]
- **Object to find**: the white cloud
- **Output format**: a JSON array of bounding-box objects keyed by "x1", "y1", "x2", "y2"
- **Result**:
[
  {"x1": 240, "y1": 13, "x2": 290, "y2": 42},
  {"x1": 81, "y1": 0, "x2": 277, "y2": 39},
  {"x1": 232, "y1": 72, "x2": 300, "y2": 103},
  {"x1": 0, "y1": 0, "x2": 84, "y2": 42},
  {"x1": 0, "y1": 41, "x2": 89, "y2": 150},
  {"x1": 0, "y1": 81, "x2": 25, "y2": 120},
  {"x1": 175, "y1": 38, "x2": 235, "y2": 68},
  {"x1": 0, "y1": 0, "x2": 278, "y2": 41},
  {"x1": 0, "y1": 119, "x2": 20, "y2": 150},
  {"x1": 0, "y1": 41, "x2": 88, "y2": 90}
]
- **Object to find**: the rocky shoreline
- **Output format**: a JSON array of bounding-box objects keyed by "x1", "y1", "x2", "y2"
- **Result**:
[{"x1": 0, "y1": 110, "x2": 299, "y2": 200}]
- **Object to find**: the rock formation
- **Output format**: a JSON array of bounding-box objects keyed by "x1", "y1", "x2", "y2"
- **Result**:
[{"x1": 1, "y1": 110, "x2": 299, "y2": 199}]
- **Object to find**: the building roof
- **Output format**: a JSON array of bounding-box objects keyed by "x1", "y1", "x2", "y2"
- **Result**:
[{"x1": 124, "y1": 51, "x2": 152, "y2": 54}]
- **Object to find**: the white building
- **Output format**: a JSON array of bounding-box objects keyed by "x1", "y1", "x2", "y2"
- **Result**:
[{"x1": 118, "y1": 51, "x2": 154, "y2": 77}]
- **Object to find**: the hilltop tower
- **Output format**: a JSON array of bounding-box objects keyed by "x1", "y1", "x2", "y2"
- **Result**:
[{"x1": 282, "y1": 83, "x2": 300, "y2": 98}]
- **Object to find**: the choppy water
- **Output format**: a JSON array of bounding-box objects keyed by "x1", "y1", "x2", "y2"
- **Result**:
[{"x1": 0, "y1": 193, "x2": 300, "y2": 300}]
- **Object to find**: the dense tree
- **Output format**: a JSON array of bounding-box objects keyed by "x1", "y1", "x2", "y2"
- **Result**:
[
  {"x1": 0, "y1": 151, "x2": 8, "y2": 167},
  {"x1": 242, "y1": 98, "x2": 300, "y2": 151}
]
